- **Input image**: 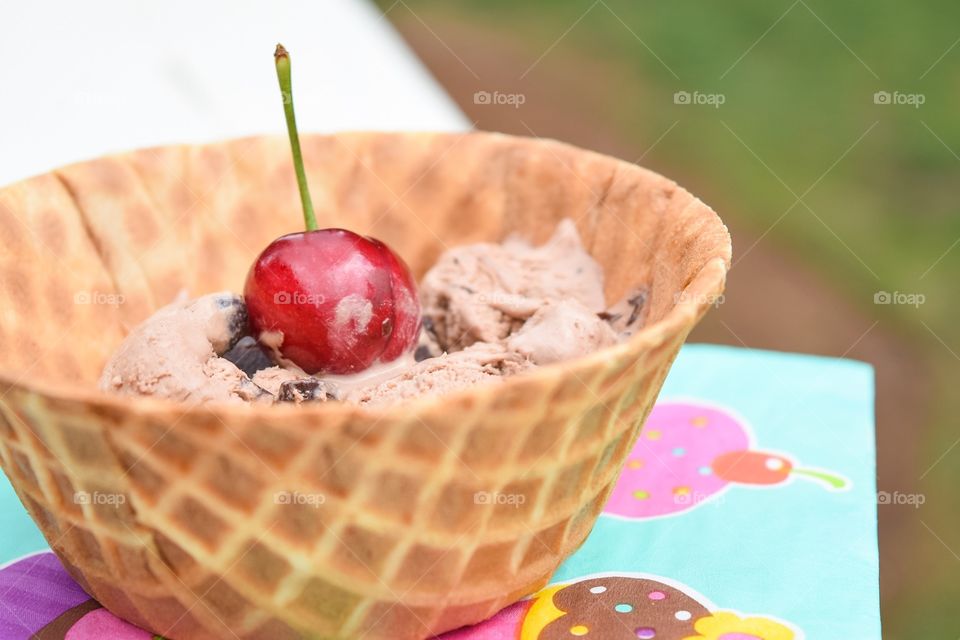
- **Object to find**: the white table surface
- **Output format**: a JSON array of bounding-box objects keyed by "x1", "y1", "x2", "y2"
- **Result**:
[{"x1": 0, "y1": 0, "x2": 469, "y2": 186}]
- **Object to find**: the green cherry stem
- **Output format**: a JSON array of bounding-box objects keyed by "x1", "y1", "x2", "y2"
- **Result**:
[
  {"x1": 791, "y1": 467, "x2": 848, "y2": 490},
  {"x1": 274, "y1": 44, "x2": 318, "y2": 232}
]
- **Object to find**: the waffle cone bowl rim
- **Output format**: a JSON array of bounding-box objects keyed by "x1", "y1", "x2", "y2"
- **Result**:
[
  {"x1": 0, "y1": 130, "x2": 731, "y2": 420},
  {"x1": 0, "y1": 131, "x2": 731, "y2": 639}
]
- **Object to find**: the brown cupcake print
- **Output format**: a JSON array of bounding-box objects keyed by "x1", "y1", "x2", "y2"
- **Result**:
[
  {"x1": 504, "y1": 573, "x2": 799, "y2": 640},
  {"x1": 540, "y1": 576, "x2": 709, "y2": 639}
]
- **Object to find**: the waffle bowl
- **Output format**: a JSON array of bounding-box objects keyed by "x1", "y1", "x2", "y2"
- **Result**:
[{"x1": 0, "y1": 131, "x2": 730, "y2": 639}]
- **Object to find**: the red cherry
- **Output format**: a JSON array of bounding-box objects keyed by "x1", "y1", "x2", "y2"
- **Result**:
[
  {"x1": 248, "y1": 46, "x2": 420, "y2": 375},
  {"x1": 244, "y1": 229, "x2": 420, "y2": 375},
  {"x1": 712, "y1": 450, "x2": 793, "y2": 485}
]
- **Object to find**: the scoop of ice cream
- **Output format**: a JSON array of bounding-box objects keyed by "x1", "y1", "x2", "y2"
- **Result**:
[
  {"x1": 98, "y1": 293, "x2": 269, "y2": 404},
  {"x1": 345, "y1": 342, "x2": 534, "y2": 407},
  {"x1": 421, "y1": 219, "x2": 607, "y2": 351},
  {"x1": 507, "y1": 300, "x2": 619, "y2": 365}
]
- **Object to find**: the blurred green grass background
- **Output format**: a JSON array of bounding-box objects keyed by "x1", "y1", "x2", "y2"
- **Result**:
[{"x1": 377, "y1": 0, "x2": 960, "y2": 636}]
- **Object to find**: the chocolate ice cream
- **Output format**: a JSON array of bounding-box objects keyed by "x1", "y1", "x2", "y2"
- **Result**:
[
  {"x1": 420, "y1": 219, "x2": 608, "y2": 350},
  {"x1": 98, "y1": 294, "x2": 269, "y2": 404},
  {"x1": 506, "y1": 300, "x2": 619, "y2": 365},
  {"x1": 345, "y1": 342, "x2": 533, "y2": 407},
  {"x1": 98, "y1": 220, "x2": 646, "y2": 406}
]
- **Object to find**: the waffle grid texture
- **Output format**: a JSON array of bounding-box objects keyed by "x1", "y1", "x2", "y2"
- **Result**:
[{"x1": 0, "y1": 132, "x2": 729, "y2": 639}]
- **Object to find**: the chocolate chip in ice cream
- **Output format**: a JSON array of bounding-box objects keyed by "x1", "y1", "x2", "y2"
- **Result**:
[
  {"x1": 210, "y1": 293, "x2": 251, "y2": 354},
  {"x1": 277, "y1": 379, "x2": 340, "y2": 404},
  {"x1": 601, "y1": 287, "x2": 649, "y2": 338},
  {"x1": 414, "y1": 316, "x2": 443, "y2": 362},
  {"x1": 625, "y1": 290, "x2": 647, "y2": 327},
  {"x1": 223, "y1": 336, "x2": 276, "y2": 378}
]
